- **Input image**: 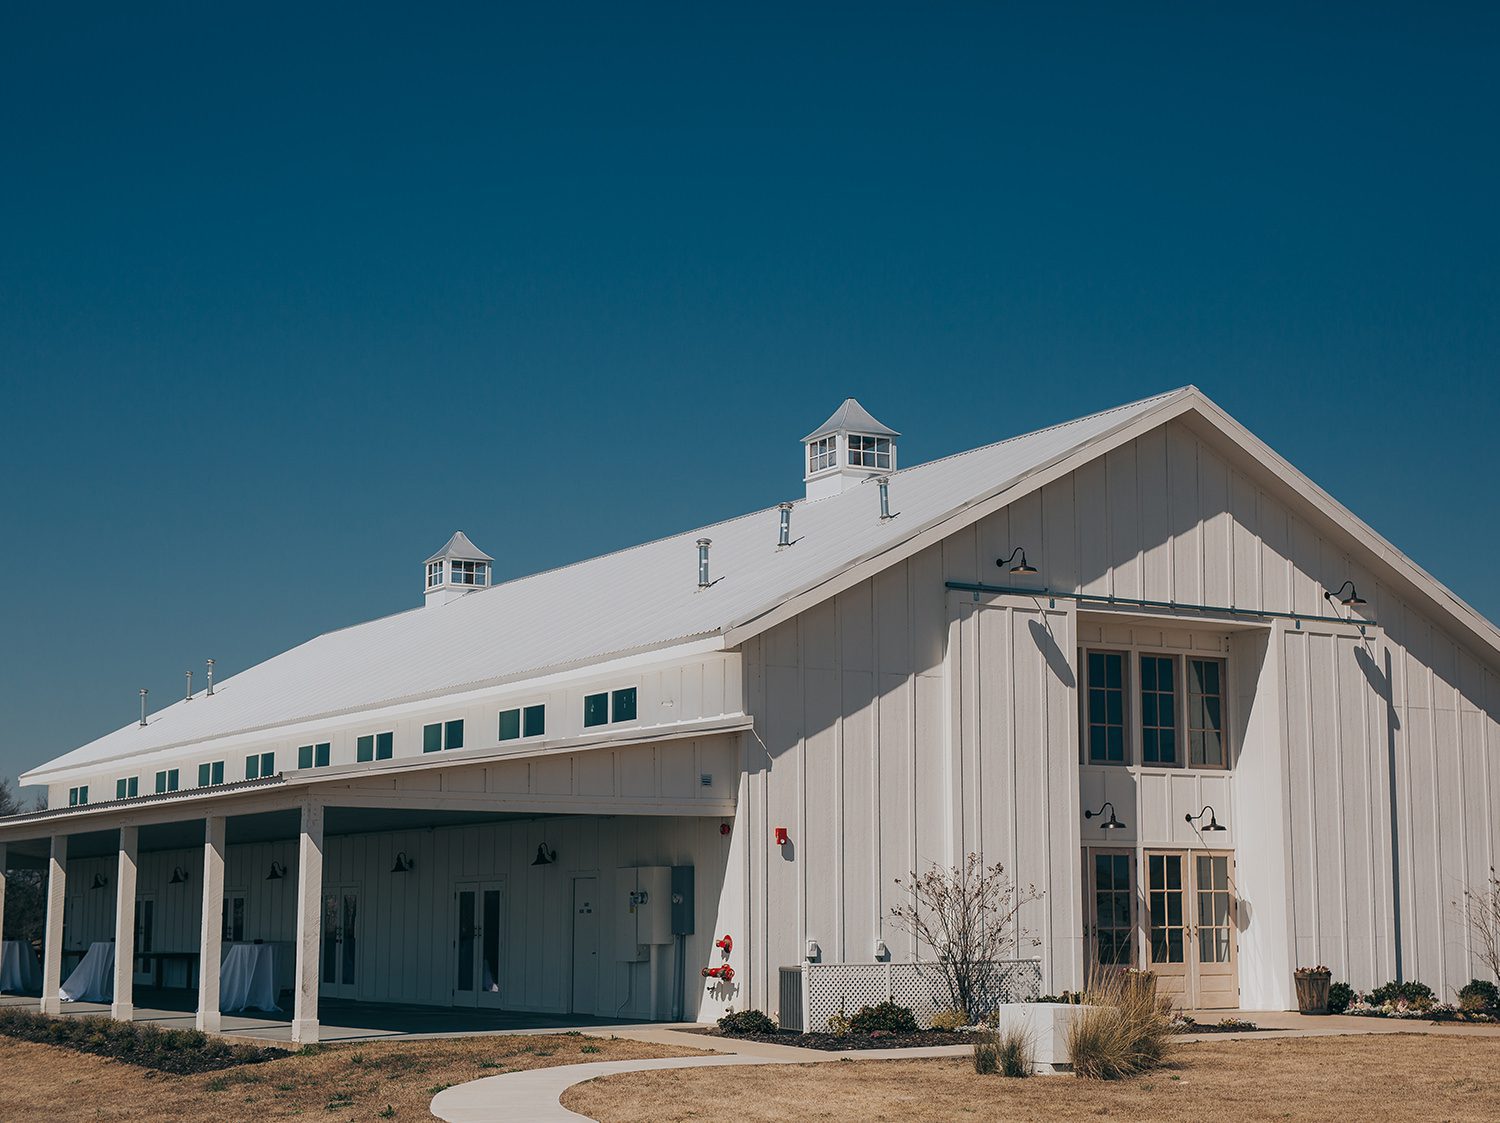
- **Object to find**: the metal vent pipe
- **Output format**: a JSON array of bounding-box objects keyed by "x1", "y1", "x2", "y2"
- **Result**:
[
  {"x1": 697, "y1": 538, "x2": 712, "y2": 587},
  {"x1": 777, "y1": 503, "x2": 793, "y2": 547}
]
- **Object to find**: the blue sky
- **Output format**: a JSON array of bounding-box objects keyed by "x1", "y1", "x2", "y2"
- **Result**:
[{"x1": 1, "y1": 4, "x2": 1496, "y2": 793}]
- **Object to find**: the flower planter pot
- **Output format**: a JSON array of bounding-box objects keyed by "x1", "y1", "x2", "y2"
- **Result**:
[{"x1": 1295, "y1": 970, "x2": 1331, "y2": 1015}]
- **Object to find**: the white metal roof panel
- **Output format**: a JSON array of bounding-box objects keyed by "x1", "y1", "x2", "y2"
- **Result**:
[{"x1": 25, "y1": 389, "x2": 1183, "y2": 781}]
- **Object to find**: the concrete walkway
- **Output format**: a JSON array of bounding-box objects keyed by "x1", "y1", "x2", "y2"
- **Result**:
[{"x1": 429, "y1": 1010, "x2": 1500, "y2": 1122}]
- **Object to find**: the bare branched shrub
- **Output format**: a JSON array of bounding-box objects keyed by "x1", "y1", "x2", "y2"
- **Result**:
[
  {"x1": 889, "y1": 854, "x2": 1042, "y2": 1023},
  {"x1": 1065, "y1": 972, "x2": 1174, "y2": 1079},
  {"x1": 1459, "y1": 868, "x2": 1500, "y2": 986}
]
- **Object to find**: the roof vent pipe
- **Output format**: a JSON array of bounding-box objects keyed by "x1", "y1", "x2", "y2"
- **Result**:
[
  {"x1": 777, "y1": 503, "x2": 793, "y2": 547},
  {"x1": 205, "y1": 658, "x2": 215, "y2": 696},
  {"x1": 877, "y1": 476, "x2": 893, "y2": 520},
  {"x1": 697, "y1": 538, "x2": 712, "y2": 588},
  {"x1": 139, "y1": 688, "x2": 148, "y2": 727},
  {"x1": 184, "y1": 670, "x2": 194, "y2": 701}
]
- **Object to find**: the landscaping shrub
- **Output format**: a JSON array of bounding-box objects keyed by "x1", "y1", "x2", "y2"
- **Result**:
[
  {"x1": 0, "y1": 1008, "x2": 287, "y2": 1074},
  {"x1": 996, "y1": 1025, "x2": 1033, "y2": 1077},
  {"x1": 825, "y1": 1013, "x2": 852, "y2": 1037},
  {"x1": 1327, "y1": 981, "x2": 1354, "y2": 1014},
  {"x1": 848, "y1": 1001, "x2": 919, "y2": 1035},
  {"x1": 1458, "y1": 979, "x2": 1498, "y2": 1010},
  {"x1": 717, "y1": 1009, "x2": 777, "y2": 1036},
  {"x1": 971, "y1": 1027, "x2": 999, "y2": 1074},
  {"x1": 929, "y1": 1008, "x2": 969, "y2": 1032},
  {"x1": 1065, "y1": 972, "x2": 1173, "y2": 1079},
  {"x1": 1037, "y1": 991, "x2": 1083, "y2": 1004},
  {"x1": 1367, "y1": 980, "x2": 1434, "y2": 1007}
]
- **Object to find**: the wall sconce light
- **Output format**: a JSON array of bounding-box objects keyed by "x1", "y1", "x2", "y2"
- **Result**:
[
  {"x1": 266, "y1": 861, "x2": 286, "y2": 881},
  {"x1": 997, "y1": 547, "x2": 1038, "y2": 576},
  {"x1": 531, "y1": 844, "x2": 556, "y2": 867},
  {"x1": 1186, "y1": 806, "x2": 1227, "y2": 832},
  {"x1": 1084, "y1": 801, "x2": 1126, "y2": 830},
  {"x1": 168, "y1": 866, "x2": 189, "y2": 885},
  {"x1": 91, "y1": 873, "x2": 109, "y2": 890},
  {"x1": 1324, "y1": 580, "x2": 1367, "y2": 608},
  {"x1": 391, "y1": 851, "x2": 415, "y2": 874}
]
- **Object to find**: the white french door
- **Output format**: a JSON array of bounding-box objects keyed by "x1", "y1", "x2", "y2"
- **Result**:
[
  {"x1": 319, "y1": 885, "x2": 360, "y2": 999},
  {"x1": 453, "y1": 881, "x2": 505, "y2": 1008},
  {"x1": 1144, "y1": 850, "x2": 1238, "y2": 1010}
]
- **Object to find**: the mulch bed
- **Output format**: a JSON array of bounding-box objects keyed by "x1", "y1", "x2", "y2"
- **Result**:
[
  {"x1": 702, "y1": 1027, "x2": 978, "y2": 1050},
  {"x1": 0, "y1": 1008, "x2": 289, "y2": 1074},
  {"x1": 1173, "y1": 1020, "x2": 1268, "y2": 1034}
]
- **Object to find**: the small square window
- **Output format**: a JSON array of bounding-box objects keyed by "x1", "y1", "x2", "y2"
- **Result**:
[
  {"x1": 117, "y1": 777, "x2": 138, "y2": 800},
  {"x1": 69, "y1": 787, "x2": 79, "y2": 806},
  {"x1": 423, "y1": 723, "x2": 442, "y2": 753},
  {"x1": 315, "y1": 742, "x2": 330, "y2": 767},
  {"x1": 445, "y1": 720, "x2": 464, "y2": 750},
  {"x1": 375, "y1": 732, "x2": 393, "y2": 760},
  {"x1": 611, "y1": 687, "x2": 638, "y2": 723},
  {"x1": 523, "y1": 704, "x2": 545, "y2": 738},
  {"x1": 499, "y1": 709, "x2": 521, "y2": 741},
  {"x1": 357, "y1": 734, "x2": 375, "y2": 763},
  {"x1": 583, "y1": 692, "x2": 609, "y2": 728}
]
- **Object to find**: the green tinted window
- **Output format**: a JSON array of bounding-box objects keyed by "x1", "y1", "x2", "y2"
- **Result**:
[
  {"x1": 523, "y1": 704, "x2": 545, "y2": 738},
  {"x1": 423, "y1": 723, "x2": 442, "y2": 752},
  {"x1": 445, "y1": 720, "x2": 464, "y2": 750},
  {"x1": 298, "y1": 744, "x2": 313, "y2": 768},
  {"x1": 357, "y1": 735, "x2": 375, "y2": 762},
  {"x1": 314, "y1": 742, "x2": 330, "y2": 767},
  {"x1": 499, "y1": 709, "x2": 521, "y2": 741},
  {"x1": 611, "y1": 687, "x2": 638, "y2": 722},
  {"x1": 198, "y1": 763, "x2": 211, "y2": 786},
  {"x1": 583, "y1": 693, "x2": 608, "y2": 727},
  {"x1": 375, "y1": 732, "x2": 393, "y2": 760}
]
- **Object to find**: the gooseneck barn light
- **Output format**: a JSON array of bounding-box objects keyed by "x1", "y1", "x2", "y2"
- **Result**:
[
  {"x1": 1324, "y1": 580, "x2": 1367, "y2": 608},
  {"x1": 531, "y1": 843, "x2": 557, "y2": 867},
  {"x1": 997, "y1": 548, "x2": 1037, "y2": 576},
  {"x1": 1186, "y1": 806, "x2": 1227, "y2": 832},
  {"x1": 391, "y1": 851, "x2": 415, "y2": 874},
  {"x1": 1084, "y1": 801, "x2": 1126, "y2": 830}
]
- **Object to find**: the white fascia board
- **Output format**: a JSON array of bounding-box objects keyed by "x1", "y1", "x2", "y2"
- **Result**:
[
  {"x1": 21, "y1": 637, "x2": 731, "y2": 787},
  {"x1": 723, "y1": 389, "x2": 1197, "y2": 648}
]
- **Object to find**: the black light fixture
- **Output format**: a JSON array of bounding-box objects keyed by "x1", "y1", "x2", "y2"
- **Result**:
[
  {"x1": 266, "y1": 861, "x2": 287, "y2": 881},
  {"x1": 168, "y1": 865, "x2": 188, "y2": 885},
  {"x1": 1186, "y1": 805, "x2": 1227, "y2": 832},
  {"x1": 1084, "y1": 801, "x2": 1126, "y2": 830},
  {"x1": 1324, "y1": 580, "x2": 1367, "y2": 608},
  {"x1": 391, "y1": 851, "x2": 415, "y2": 874},
  {"x1": 531, "y1": 843, "x2": 557, "y2": 867},
  {"x1": 90, "y1": 873, "x2": 109, "y2": 890},
  {"x1": 997, "y1": 547, "x2": 1038, "y2": 576}
]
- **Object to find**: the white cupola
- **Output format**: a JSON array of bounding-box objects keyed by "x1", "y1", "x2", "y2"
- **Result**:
[
  {"x1": 423, "y1": 531, "x2": 494, "y2": 606},
  {"x1": 802, "y1": 398, "x2": 900, "y2": 501}
]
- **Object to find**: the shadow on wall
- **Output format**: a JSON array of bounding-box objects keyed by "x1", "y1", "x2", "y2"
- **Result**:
[{"x1": 1028, "y1": 618, "x2": 1077, "y2": 688}]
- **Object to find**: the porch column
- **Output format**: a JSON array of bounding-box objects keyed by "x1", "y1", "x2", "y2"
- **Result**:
[
  {"x1": 0, "y1": 842, "x2": 8, "y2": 946},
  {"x1": 40, "y1": 835, "x2": 67, "y2": 1014},
  {"x1": 291, "y1": 801, "x2": 323, "y2": 1044},
  {"x1": 112, "y1": 826, "x2": 138, "y2": 1022},
  {"x1": 196, "y1": 815, "x2": 225, "y2": 1032}
]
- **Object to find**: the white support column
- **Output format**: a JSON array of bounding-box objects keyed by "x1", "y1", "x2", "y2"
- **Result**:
[
  {"x1": 0, "y1": 842, "x2": 8, "y2": 947},
  {"x1": 41, "y1": 835, "x2": 67, "y2": 1015},
  {"x1": 112, "y1": 826, "x2": 138, "y2": 1022},
  {"x1": 196, "y1": 815, "x2": 226, "y2": 1033},
  {"x1": 291, "y1": 801, "x2": 324, "y2": 1044}
]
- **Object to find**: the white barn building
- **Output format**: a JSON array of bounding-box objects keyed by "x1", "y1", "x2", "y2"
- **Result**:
[{"x1": 2, "y1": 387, "x2": 1497, "y2": 1039}]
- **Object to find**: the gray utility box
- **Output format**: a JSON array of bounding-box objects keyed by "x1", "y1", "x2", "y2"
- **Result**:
[{"x1": 671, "y1": 865, "x2": 695, "y2": 935}]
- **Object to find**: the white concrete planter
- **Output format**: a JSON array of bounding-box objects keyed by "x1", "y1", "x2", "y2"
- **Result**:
[{"x1": 991, "y1": 1002, "x2": 1097, "y2": 1073}]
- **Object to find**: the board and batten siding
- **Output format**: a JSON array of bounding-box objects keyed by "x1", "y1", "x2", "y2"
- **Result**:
[{"x1": 739, "y1": 415, "x2": 1497, "y2": 1012}]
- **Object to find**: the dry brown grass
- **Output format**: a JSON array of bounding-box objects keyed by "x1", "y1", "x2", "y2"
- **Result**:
[
  {"x1": 565, "y1": 1033, "x2": 1500, "y2": 1123},
  {"x1": 0, "y1": 1031, "x2": 703, "y2": 1121}
]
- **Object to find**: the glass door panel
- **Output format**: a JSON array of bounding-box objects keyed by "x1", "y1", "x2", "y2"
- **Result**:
[
  {"x1": 455, "y1": 890, "x2": 477, "y2": 999},
  {"x1": 481, "y1": 889, "x2": 501, "y2": 995},
  {"x1": 1145, "y1": 852, "x2": 1189, "y2": 1007},
  {"x1": 1090, "y1": 852, "x2": 1135, "y2": 968},
  {"x1": 319, "y1": 885, "x2": 359, "y2": 998},
  {"x1": 453, "y1": 881, "x2": 504, "y2": 1008}
]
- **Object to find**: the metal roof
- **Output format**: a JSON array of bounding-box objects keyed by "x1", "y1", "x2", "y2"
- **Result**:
[
  {"x1": 425, "y1": 530, "x2": 494, "y2": 564},
  {"x1": 802, "y1": 397, "x2": 900, "y2": 441},
  {"x1": 20, "y1": 389, "x2": 1192, "y2": 782}
]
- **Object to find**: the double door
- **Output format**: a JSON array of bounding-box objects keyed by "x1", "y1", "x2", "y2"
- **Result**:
[
  {"x1": 320, "y1": 885, "x2": 360, "y2": 999},
  {"x1": 1086, "y1": 849, "x2": 1238, "y2": 1010},
  {"x1": 453, "y1": 881, "x2": 505, "y2": 1008}
]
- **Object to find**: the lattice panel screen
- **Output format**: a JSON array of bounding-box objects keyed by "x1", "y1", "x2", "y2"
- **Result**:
[{"x1": 790, "y1": 960, "x2": 1043, "y2": 1032}]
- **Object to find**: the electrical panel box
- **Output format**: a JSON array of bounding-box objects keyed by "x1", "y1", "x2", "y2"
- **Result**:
[
  {"x1": 671, "y1": 865, "x2": 695, "y2": 936},
  {"x1": 614, "y1": 866, "x2": 673, "y2": 959}
]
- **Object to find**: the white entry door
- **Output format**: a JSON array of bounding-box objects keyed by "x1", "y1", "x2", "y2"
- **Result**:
[
  {"x1": 132, "y1": 895, "x2": 156, "y2": 986},
  {"x1": 453, "y1": 881, "x2": 505, "y2": 1008},
  {"x1": 319, "y1": 885, "x2": 360, "y2": 999},
  {"x1": 571, "y1": 877, "x2": 599, "y2": 1015}
]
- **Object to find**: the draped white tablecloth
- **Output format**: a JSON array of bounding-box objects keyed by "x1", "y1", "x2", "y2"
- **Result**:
[
  {"x1": 220, "y1": 942, "x2": 280, "y2": 1013},
  {"x1": 59, "y1": 941, "x2": 116, "y2": 1002},
  {"x1": 0, "y1": 940, "x2": 43, "y2": 994}
]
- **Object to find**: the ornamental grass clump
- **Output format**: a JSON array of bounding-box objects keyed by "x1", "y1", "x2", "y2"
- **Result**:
[
  {"x1": 1065, "y1": 971, "x2": 1174, "y2": 1080},
  {"x1": 995, "y1": 1024, "x2": 1034, "y2": 1077}
]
